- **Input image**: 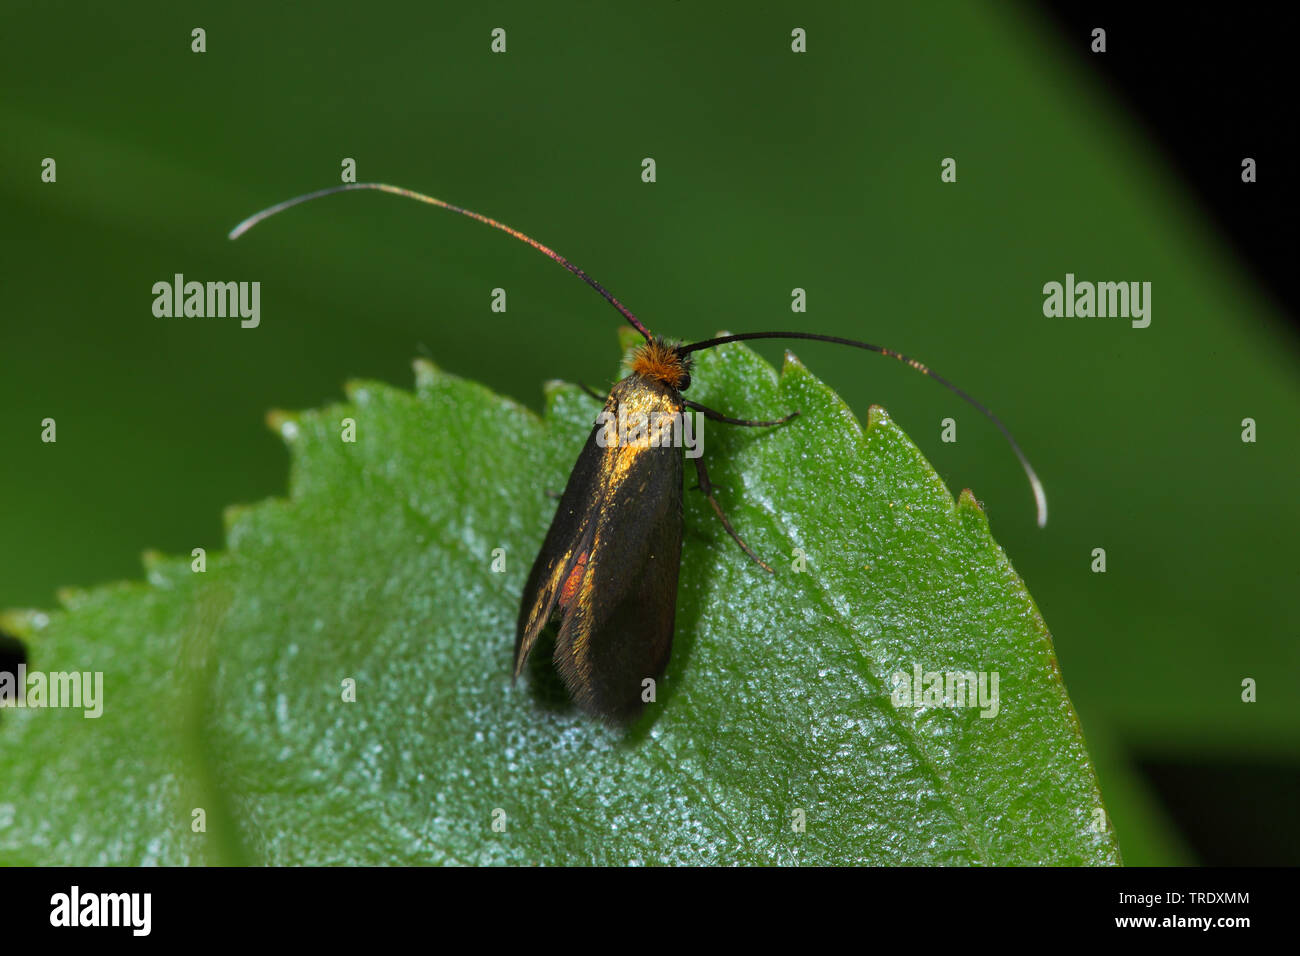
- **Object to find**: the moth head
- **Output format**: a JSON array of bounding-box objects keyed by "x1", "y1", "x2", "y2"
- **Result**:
[{"x1": 631, "y1": 337, "x2": 692, "y2": 391}]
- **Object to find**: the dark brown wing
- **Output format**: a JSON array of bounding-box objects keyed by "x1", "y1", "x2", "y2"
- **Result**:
[
  {"x1": 553, "y1": 438, "x2": 682, "y2": 721},
  {"x1": 514, "y1": 415, "x2": 607, "y2": 677},
  {"x1": 515, "y1": 376, "x2": 685, "y2": 721}
]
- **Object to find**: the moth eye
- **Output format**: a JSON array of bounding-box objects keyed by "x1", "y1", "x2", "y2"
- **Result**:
[{"x1": 678, "y1": 372, "x2": 691, "y2": 391}]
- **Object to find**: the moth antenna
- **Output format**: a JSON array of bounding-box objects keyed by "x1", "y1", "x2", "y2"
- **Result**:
[
  {"x1": 681, "y1": 331, "x2": 1048, "y2": 527},
  {"x1": 228, "y1": 182, "x2": 653, "y2": 341}
]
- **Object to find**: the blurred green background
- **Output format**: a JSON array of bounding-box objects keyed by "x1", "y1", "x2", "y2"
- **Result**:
[{"x1": 2, "y1": 1, "x2": 1296, "y2": 864}]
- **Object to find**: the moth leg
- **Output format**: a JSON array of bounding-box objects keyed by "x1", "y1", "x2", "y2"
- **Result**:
[
  {"x1": 692, "y1": 454, "x2": 774, "y2": 574},
  {"x1": 684, "y1": 399, "x2": 798, "y2": 428}
]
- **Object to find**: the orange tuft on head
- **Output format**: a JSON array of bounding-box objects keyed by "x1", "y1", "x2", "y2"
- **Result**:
[{"x1": 631, "y1": 339, "x2": 692, "y2": 390}]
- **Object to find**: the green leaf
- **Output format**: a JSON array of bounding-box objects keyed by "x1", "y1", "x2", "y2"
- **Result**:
[{"x1": 0, "y1": 339, "x2": 1119, "y2": 865}]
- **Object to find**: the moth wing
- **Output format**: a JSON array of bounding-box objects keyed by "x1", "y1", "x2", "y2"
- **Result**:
[
  {"x1": 554, "y1": 441, "x2": 683, "y2": 721},
  {"x1": 514, "y1": 416, "x2": 609, "y2": 676}
]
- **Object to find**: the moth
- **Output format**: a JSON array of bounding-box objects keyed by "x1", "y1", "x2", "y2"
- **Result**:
[{"x1": 231, "y1": 183, "x2": 1046, "y2": 722}]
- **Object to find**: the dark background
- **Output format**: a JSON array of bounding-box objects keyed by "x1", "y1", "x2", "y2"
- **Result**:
[
  {"x1": 2, "y1": 1, "x2": 1296, "y2": 864},
  {"x1": 1040, "y1": 1, "x2": 1298, "y2": 866}
]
